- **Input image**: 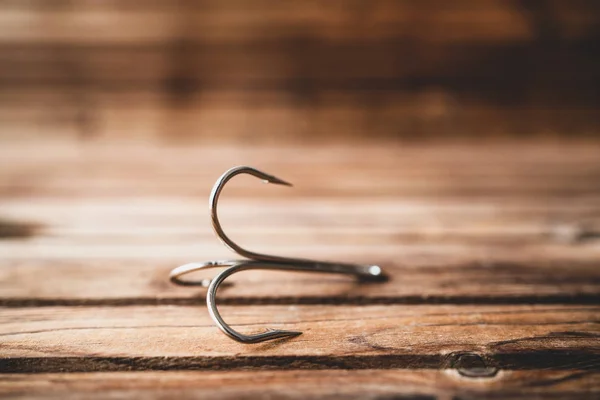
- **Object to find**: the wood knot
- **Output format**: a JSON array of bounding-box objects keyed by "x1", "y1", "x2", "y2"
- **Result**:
[{"x1": 448, "y1": 352, "x2": 499, "y2": 378}]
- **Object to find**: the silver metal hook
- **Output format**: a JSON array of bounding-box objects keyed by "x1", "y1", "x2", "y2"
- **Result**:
[
  {"x1": 208, "y1": 260, "x2": 390, "y2": 343},
  {"x1": 172, "y1": 259, "x2": 385, "y2": 343},
  {"x1": 210, "y1": 166, "x2": 384, "y2": 278},
  {"x1": 170, "y1": 166, "x2": 387, "y2": 344}
]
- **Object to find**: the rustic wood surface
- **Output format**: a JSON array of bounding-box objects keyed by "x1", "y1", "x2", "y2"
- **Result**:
[
  {"x1": 2, "y1": 0, "x2": 599, "y2": 397},
  {"x1": 1, "y1": 304, "x2": 598, "y2": 364},
  {"x1": 1, "y1": 139, "x2": 599, "y2": 398},
  {"x1": 2, "y1": 370, "x2": 598, "y2": 400}
]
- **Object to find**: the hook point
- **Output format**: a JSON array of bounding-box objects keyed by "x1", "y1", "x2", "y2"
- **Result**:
[
  {"x1": 266, "y1": 176, "x2": 293, "y2": 187},
  {"x1": 267, "y1": 330, "x2": 303, "y2": 339}
]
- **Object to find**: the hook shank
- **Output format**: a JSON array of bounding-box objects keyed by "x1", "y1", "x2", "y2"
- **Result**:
[{"x1": 210, "y1": 166, "x2": 386, "y2": 279}]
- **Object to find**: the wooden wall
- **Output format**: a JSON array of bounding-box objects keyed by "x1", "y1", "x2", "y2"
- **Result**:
[{"x1": 0, "y1": 0, "x2": 599, "y2": 142}]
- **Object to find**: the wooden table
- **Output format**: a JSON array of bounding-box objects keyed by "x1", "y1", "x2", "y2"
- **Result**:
[{"x1": 1, "y1": 139, "x2": 599, "y2": 399}]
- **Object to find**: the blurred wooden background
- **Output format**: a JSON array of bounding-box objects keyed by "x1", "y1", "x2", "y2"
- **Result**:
[{"x1": 0, "y1": 0, "x2": 599, "y2": 142}]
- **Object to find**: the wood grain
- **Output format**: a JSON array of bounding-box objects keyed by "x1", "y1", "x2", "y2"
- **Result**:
[
  {"x1": 0, "y1": 1, "x2": 546, "y2": 44},
  {"x1": 1, "y1": 259, "x2": 599, "y2": 306},
  {"x1": 1, "y1": 370, "x2": 599, "y2": 400},
  {"x1": 1, "y1": 0, "x2": 599, "y2": 395},
  {"x1": 2, "y1": 141, "x2": 600, "y2": 196},
  {"x1": 1, "y1": 141, "x2": 599, "y2": 305},
  {"x1": 1, "y1": 304, "x2": 598, "y2": 371},
  {"x1": 1, "y1": 139, "x2": 599, "y2": 398}
]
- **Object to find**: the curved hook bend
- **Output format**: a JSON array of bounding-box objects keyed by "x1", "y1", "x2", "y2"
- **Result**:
[
  {"x1": 207, "y1": 261, "x2": 388, "y2": 343},
  {"x1": 209, "y1": 166, "x2": 291, "y2": 262},
  {"x1": 210, "y1": 166, "x2": 386, "y2": 281},
  {"x1": 172, "y1": 259, "x2": 384, "y2": 343},
  {"x1": 207, "y1": 261, "x2": 304, "y2": 343}
]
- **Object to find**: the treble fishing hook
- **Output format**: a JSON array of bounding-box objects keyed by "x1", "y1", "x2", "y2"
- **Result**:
[{"x1": 170, "y1": 166, "x2": 387, "y2": 343}]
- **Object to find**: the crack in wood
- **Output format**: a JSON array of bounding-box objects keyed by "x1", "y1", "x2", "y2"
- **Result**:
[
  {"x1": 1, "y1": 351, "x2": 598, "y2": 374},
  {"x1": 1, "y1": 294, "x2": 599, "y2": 308}
]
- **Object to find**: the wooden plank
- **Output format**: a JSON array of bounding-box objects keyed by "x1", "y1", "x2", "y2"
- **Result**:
[
  {"x1": 3, "y1": 106, "x2": 600, "y2": 142},
  {"x1": 0, "y1": 304, "x2": 598, "y2": 371},
  {"x1": 3, "y1": 140, "x2": 599, "y2": 172},
  {"x1": 1, "y1": 43, "x2": 598, "y2": 89},
  {"x1": 1, "y1": 370, "x2": 599, "y2": 399},
  {"x1": 2, "y1": 167, "x2": 600, "y2": 197},
  {"x1": 1, "y1": 141, "x2": 600, "y2": 197},
  {"x1": 0, "y1": 142, "x2": 598, "y2": 396},
  {"x1": 0, "y1": 1, "x2": 536, "y2": 44},
  {"x1": 3, "y1": 139, "x2": 600, "y2": 166},
  {"x1": 0, "y1": 141, "x2": 598, "y2": 303},
  {"x1": 2, "y1": 198, "x2": 600, "y2": 245},
  {"x1": 1, "y1": 257, "x2": 599, "y2": 305},
  {"x1": 0, "y1": 0, "x2": 596, "y2": 45}
]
